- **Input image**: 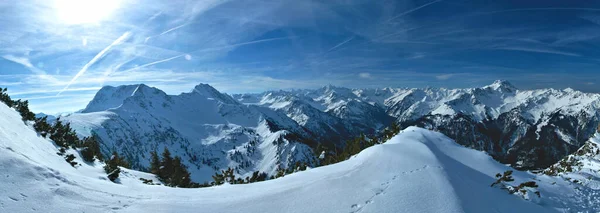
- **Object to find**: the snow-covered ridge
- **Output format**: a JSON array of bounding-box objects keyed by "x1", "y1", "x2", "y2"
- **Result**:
[
  {"x1": 236, "y1": 80, "x2": 600, "y2": 124},
  {"x1": 234, "y1": 80, "x2": 600, "y2": 169},
  {"x1": 57, "y1": 80, "x2": 600, "y2": 182}
]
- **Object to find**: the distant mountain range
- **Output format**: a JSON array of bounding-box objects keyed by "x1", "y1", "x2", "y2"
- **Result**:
[{"x1": 60, "y1": 80, "x2": 600, "y2": 181}]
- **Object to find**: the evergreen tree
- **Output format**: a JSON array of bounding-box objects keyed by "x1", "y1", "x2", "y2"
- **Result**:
[
  {"x1": 80, "y1": 136, "x2": 103, "y2": 162},
  {"x1": 14, "y1": 99, "x2": 35, "y2": 121},
  {"x1": 33, "y1": 116, "x2": 52, "y2": 137},
  {"x1": 104, "y1": 151, "x2": 122, "y2": 182},
  {"x1": 275, "y1": 167, "x2": 286, "y2": 178},
  {"x1": 212, "y1": 171, "x2": 225, "y2": 185},
  {"x1": 0, "y1": 87, "x2": 14, "y2": 107},
  {"x1": 225, "y1": 167, "x2": 236, "y2": 184},
  {"x1": 62, "y1": 123, "x2": 79, "y2": 148},
  {"x1": 170, "y1": 156, "x2": 192, "y2": 187},
  {"x1": 50, "y1": 119, "x2": 67, "y2": 147},
  {"x1": 159, "y1": 148, "x2": 174, "y2": 182},
  {"x1": 149, "y1": 150, "x2": 160, "y2": 175}
]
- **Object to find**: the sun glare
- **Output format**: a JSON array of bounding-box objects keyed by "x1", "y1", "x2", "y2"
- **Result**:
[{"x1": 54, "y1": 0, "x2": 121, "y2": 25}]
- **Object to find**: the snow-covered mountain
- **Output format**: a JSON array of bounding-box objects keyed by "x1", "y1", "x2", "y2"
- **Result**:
[
  {"x1": 396, "y1": 81, "x2": 600, "y2": 169},
  {"x1": 3, "y1": 100, "x2": 598, "y2": 212},
  {"x1": 236, "y1": 80, "x2": 600, "y2": 169},
  {"x1": 60, "y1": 80, "x2": 600, "y2": 184},
  {"x1": 63, "y1": 84, "x2": 319, "y2": 182}
]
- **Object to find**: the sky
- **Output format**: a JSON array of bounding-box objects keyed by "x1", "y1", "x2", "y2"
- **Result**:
[{"x1": 1, "y1": 0, "x2": 600, "y2": 113}]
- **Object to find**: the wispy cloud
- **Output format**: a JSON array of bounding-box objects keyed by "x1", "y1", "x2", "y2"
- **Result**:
[
  {"x1": 435, "y1": 74, "x2": 455, "y2": 80},
  {"x1": 58, "y1": 31, "x2": 131, "y2": 95},
  {"x1": 359, "y1": 72, "x2": 373, "y2": 79},
  {"x1": 2, "y1": 54, "x2": 46, "y2": 75},
  {"x1": 494, "y1": 47, "x2": 580, "y2": 57}
]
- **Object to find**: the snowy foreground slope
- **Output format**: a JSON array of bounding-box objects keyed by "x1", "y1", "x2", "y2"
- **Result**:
[{"x1": 2, "y1": 102, "x2": 597, "y2": 212}]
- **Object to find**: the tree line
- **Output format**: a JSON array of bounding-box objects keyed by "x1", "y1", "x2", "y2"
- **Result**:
[
  {"x1": 1, "y1": 88, "x2": 123, "y2": 182},
  {"x1": 2, "y1": 87, "x2": 407, "y2": 187},
  {"x1": 317, "y1": 122, "x2": 402, "y2": 166}
]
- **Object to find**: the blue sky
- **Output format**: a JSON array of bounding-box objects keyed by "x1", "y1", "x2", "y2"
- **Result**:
[{"x1": 1, "y1": 0, "x2": 600, "y2": 113}]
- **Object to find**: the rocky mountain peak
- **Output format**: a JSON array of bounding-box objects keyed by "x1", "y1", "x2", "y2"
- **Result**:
[
  {"x1": 191, "y1": 83, "x2": 238, "y2": 104},
  {"x1": 485, "y1": 80, "x2": 517, "y2": 92}
]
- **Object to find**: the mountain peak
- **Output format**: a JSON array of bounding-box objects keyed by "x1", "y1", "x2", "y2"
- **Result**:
[
  {"x1": 485, "y1": 80, "x2": 517, "y2": 92},
  {"x1": 82, "y1": 84, "x2": 146, "y2": 113},
  {"x1": 192, "y1": 83, "x2": 238, "y2": 104}
]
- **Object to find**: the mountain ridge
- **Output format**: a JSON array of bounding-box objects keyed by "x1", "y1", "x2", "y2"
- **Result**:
[{"x1": 60, "y1": 80, "x2": 600, "y2": 183}]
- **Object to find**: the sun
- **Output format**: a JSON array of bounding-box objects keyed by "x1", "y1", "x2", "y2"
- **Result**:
[{"x1": 54, "y1": 0, "x2": 121, "y2": 25}]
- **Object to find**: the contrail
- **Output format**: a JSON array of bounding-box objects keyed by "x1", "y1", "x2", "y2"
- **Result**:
[
  {"x1": 120, "y1": 54, "x2": 184, "y2": 73},
  {"x1": 191, "y1": 36, "x2": 296, "y2": 53},
  {"x1": 388, "y1": 0, "x2": 443, "y2": 22},
  {"x1": 327, "y1": 36, "x2": 354, "y2": 52},
  {"x1": 145, "y1": 23, "x2": 189, "y2": 43},
  {"x1": 477, "y1": 7, "x2": 600, "y2": 15},
  {"x1": 124, "y1": 36, "x2": 296, "y2": 73},
  {"x1": 159, "y1": 24, "x2": 189, "y2": 36},
  {"x1": 99, "y1": 58, "x2": 134, "y2": 86},
  {"x1": 57, "y1": 31, "x2": 131, "y2": 96}
]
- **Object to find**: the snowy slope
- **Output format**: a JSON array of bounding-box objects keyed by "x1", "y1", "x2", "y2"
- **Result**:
[
  {"x1": 0, "y1": 101, "x2": 572, "y2": 212},
  {"x1": 5, "y1": 99, "x2": 591, "y2": 212}
]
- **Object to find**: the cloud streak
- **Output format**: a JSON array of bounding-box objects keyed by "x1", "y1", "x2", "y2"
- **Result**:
[
  {"x1": 57, "y1": 31, "x2": 131, "y2": 96},
  {"x1": 327, "y1": 36, "x2": 354, "y2": 52},
  {"x1": 2, "y1": 55, "x2": 46, "y2": 75},
  {"x1": 494, "y1": 47, "x2": 580, "y2": 57},
  {"x1": 387, "y1": 0, "x2": 443, "y2": 22}
]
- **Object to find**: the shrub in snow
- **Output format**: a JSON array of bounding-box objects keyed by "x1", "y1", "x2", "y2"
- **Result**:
[
  {"x1": 491, "y1": 170, "x2": 514, "y2": 187},
  {"x1": 491, "y1": 170, "x2": 540, "y2": 200},
  {"x1": 104, "y1": 151, "x2": 128, "y2": 183},
  {"x1": 64, "y1": 154, "x2": 78, "y2": 167},
  {"x1": 139, "y1": 178, "x2": 156, "y2": 185}
]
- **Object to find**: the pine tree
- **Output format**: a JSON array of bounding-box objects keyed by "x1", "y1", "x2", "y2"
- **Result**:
[
  {"x1": 80, "y1": 136, "x2": 103, "y2": 162},
  {"x1": 14, "y1": 99, "x2": 35, "y2": 121},
  {"x1": 0, "y1": 87, "x2": 14, "y2": 107},
  {"x1": 34, "y1": 116, "x2": 52, "y2": 137},
  {"x1": 159, "y1": 148, "x2": 174, "y2": 182},
  {"x1": 225, "y1": 167, "x2": 236, "y2": 184},
  {"x1": 212, "y1": 171, "x2": 225, "y2": 185},
  {"x1": 50, "y1": 119, "x2": 66, "y2": 147},
  {"x1": 149, "y1": 150, "x2": 160, "y2": 175},
  {"x1": 63, "y1": 123, "x2": 79, "y2": 148},
  {"x1": 104, "y1": 151, "x2": 122, "y2": 182},
  {"x1": 170, "y1": 156, "x2": 192, "y2": 187},
  {"x1": 275, "y1": 167, "x2": 286, "y2": 178}
]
